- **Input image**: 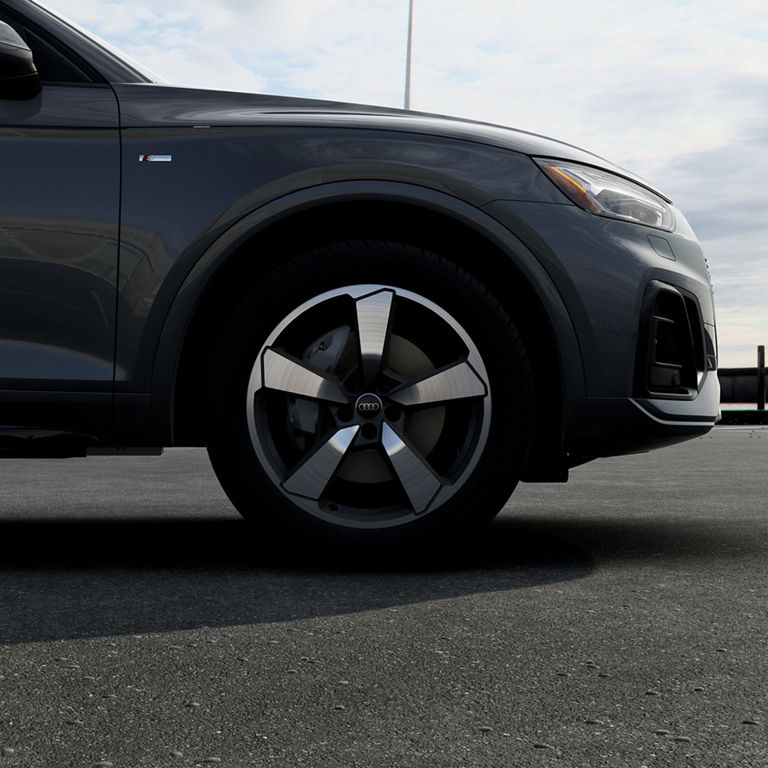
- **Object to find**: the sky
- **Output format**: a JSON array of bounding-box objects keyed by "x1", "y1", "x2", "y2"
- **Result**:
[{"x1": 42, "y1": 0, "x2": 768, "y2": 368}]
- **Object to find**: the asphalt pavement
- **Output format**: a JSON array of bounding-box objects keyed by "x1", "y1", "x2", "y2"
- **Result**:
[{"x1": 0, "y1": 427, "x2": 765, "y2": 767}]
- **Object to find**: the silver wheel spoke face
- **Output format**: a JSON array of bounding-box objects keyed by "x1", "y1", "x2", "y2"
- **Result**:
[
  {"x1": 247, "y1": 284, "x2": 492, "y2": 530},
  {"x1": 283, "y1": 426, "x2": 358, "y2": 499},
  {"x1": 389, "y1": 360, "x2": 487, "y2": 407},
  {"x1": 381, "y1": 423, "x2": 442, "y2": 514},
  {"x1": 355, "y1": 290, "x2": 394, "y2": 383},
  {"x1": 262, "y1": 348, "x2": 347, "y2": 403}
]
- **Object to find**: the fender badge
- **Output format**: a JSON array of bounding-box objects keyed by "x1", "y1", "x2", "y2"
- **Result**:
[{"x1": 139, "y1": 154, "x2": 172, "y2": 162}]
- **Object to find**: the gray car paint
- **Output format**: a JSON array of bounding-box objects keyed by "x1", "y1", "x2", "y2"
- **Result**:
[
  {"x1": 0, "y1": 85, "x2": 119, "y2": 385},
  {"x1": 0, "y1": 0, "x2": 718, "y2": 465}
]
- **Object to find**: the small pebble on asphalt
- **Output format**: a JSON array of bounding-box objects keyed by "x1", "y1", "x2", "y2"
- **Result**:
[
  {"x1": 478, "y1": 726, "x2": 492, "y2": 733},
  {"x1": 653, "y1": 730, "x2": 670, "y2": 736},
  {"x1": 645, "y1": 690, "x2": 660, "y2": 696},
  {"x1": 170, "y1": 752, "x2": 184, "y2": 758},
  {"x1": 742, "y1": 720, "x2": 759, "y2": 725},
  {"x1": 533, "y1": 743, "x2": 551, "y2": 749},
  {"x1": 672, "y1": 736, "x2": 691, "y2": 743},
  {"x1": 1, "y1": 747, "x2": 15, "y2": 756}
]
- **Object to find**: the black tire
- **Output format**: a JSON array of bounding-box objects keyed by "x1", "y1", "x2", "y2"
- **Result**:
[{"x1": 206, "y1": 240, "x2": 534, "y2": 547}]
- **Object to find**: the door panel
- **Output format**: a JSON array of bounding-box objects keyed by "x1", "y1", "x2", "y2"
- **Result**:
[{"x1": 0, "y1": 85, "x2": 120, "y2": 387}]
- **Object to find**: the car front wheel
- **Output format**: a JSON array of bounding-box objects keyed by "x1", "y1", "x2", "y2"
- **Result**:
[{"x1": 206, "y1": 241, "x2": 534, "y2": 546}]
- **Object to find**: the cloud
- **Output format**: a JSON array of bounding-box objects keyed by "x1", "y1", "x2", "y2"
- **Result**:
[{"x1": 39, "y1": 0, "x2": 768, "y2": 366}]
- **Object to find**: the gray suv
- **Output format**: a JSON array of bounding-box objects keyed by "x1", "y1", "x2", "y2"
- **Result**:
[{"x1": 0, "y1": 0, "x2": 719, "y2": 545}]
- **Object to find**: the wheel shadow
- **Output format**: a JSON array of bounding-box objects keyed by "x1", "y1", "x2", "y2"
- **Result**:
[
  {"x1": 0, "y1": 516, "x2": 591, "y2": 644},
  {"x1": 2, "y1": 507, "x2": 757, "y2": 646}
]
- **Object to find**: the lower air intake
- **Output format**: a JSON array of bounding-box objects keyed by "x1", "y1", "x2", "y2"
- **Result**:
[{"x1": 636, "y1": 282, "x2": 706, "y2": 397}]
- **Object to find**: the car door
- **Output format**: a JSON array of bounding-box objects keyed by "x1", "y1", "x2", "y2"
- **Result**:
[{"x1": 0, "y1": 9, "x2": 119, "y2": 397}]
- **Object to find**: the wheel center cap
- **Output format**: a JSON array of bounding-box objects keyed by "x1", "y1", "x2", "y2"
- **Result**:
[{"x1": 355, "y1": 393, "x2": 383, "y2": 419}]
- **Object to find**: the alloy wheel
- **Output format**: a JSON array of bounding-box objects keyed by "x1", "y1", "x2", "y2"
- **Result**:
[{"x1": 245, "y1": 284, "x2": 492, "y2": 529}]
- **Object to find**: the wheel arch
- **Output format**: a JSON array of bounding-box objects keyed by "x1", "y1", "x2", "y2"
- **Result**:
[{"x1": 153, "y1": 181, "x2": 583, "y2": 480}]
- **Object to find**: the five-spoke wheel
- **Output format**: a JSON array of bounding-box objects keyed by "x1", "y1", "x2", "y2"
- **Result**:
[
  {"x1": 207, "y1": 242, "x2": 533, "y2": 545},
  {"x1": 246, "y1": 284, "x2": 492, "y2": 528}
]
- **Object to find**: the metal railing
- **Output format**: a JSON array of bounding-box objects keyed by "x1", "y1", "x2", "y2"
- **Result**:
[
  {"x1": 718, "y1": 345, "x2": 766, "y2": 424},
  {"x1": 718, "y1": 345, "x2": 766, "y2": 411}
]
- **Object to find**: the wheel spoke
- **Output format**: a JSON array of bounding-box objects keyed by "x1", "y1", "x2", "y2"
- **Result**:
[
  {"x1": 389, "y1": 360, "x2": 487, "y2": 407},
  {"x1": 356, "y1": 290, "x2": 394, "y2": 383},
  {"x1": 282, "y1": 426, "x2": 359, "y2": 499},
  {"x1": 381, "y1": 423, "x2": 442, "y2": 514},
  {"x1": 262, "y1": 348, "x2": 348, "y2": 403}
]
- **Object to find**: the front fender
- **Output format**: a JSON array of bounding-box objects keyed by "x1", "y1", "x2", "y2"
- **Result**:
[{"x1": 144, "y1": 181, "x2": 585, "y2": 447}]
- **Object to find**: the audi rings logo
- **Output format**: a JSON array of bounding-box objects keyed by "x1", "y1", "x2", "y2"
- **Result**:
[{"x1": 355, "y1": 393, "x2": 383, "y2": 417}]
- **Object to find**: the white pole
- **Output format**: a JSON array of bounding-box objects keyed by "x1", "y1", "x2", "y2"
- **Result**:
[{"x1": 404, "y1": 0, "x2": 414, "y2": 109}]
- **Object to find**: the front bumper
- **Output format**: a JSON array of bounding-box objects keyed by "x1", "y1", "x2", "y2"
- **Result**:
[
  {"x1": 490, "y1": 198, "x2": 719, "y2": 462},
  {"x1": 574, "y1": 373, "x2": 720, "y2": 464}
]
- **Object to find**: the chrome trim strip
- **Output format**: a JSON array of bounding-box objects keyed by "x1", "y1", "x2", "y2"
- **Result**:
[{"x1": 629, "y1": 398, "x2": 716, "y2": 427}]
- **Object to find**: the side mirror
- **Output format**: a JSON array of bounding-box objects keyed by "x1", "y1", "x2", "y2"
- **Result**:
[{"x1": 0, "y1": 21, "x2": 41, "y2": 100}]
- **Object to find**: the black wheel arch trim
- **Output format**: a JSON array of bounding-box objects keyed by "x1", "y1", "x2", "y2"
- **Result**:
[{"x1": 146, "y1": 180, "x2": 586, "y2": 450}]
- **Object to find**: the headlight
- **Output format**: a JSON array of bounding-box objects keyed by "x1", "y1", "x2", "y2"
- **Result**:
[{"x1": 536, "y1": 159, "x2": 675, "y2": 232}]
